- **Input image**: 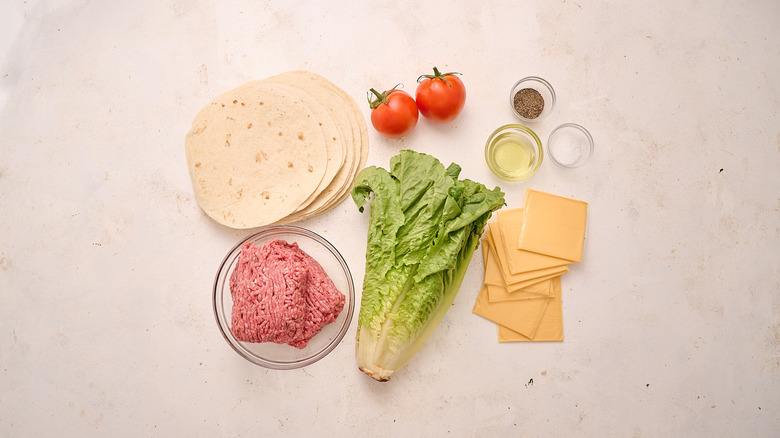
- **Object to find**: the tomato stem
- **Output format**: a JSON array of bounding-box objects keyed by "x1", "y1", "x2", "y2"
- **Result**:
[
  {"x1": 417, "y1": 66, "x2": 461, "y2": 85},
  {"x1": 367, "y1": 84, "x2": 403, "y2": 109}
]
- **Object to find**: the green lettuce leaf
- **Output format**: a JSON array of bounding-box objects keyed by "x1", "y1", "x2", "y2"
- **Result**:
[{"x1": 351, "y1": 150, "x2": 505, "y2": 381}]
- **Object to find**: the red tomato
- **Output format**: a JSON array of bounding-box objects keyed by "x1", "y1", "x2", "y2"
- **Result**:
[
  {"x1": 368, "y1": 87, "x2": 419, "y2": 139},
  {"x1": 415, "y1": 67, "x2": 466, "y2": 123}
]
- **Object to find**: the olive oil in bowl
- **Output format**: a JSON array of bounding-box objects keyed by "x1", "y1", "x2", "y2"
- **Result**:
[
  {"x1": 492, "y1": 132, "x2": 537, "y2": 173},
  {"x1": 485, "y1": 124, "x2": 543, "y2": 181}
]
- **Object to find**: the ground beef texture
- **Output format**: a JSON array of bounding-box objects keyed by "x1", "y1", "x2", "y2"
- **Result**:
[{"x1": 229, "y1": 239, "x2": 345, "y2": 349}]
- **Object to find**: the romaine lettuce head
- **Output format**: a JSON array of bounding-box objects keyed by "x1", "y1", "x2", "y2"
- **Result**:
[{"x1": 351, "y1": 150, "x2": 505, "y2": 381}]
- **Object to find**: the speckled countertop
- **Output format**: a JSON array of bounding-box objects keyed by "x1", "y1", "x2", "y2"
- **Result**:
[{"x1": 1, "y1": 1, "x2": 778, "y2": 436}]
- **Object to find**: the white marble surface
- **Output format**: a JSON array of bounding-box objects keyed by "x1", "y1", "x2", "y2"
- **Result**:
[{"x1": 1, "y1": 0, "x2": 778, "y2": 436}]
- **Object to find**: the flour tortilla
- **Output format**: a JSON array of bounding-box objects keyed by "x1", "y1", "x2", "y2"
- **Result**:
[
  {"x1": 254, "y1": 82, "x2": 345, "y2": 211},
  {"x1": 264, "y1": 71, "x2": 367, "y2": 222},
  {"x1": 263, "y1": 72, "x2": 351, "y2": 212},
  {"x1": 185, "y1": 71, "x2": 369, "y2": 229},
  {"x1": 312, "y1": 75, "x2": 370, "y2": 214},
  {"x1": 185, "y1": 81, "x2": 327, "y2": 228},
  {"x1": 284, "y1": 76, "x2": 369, "y2": 221}
]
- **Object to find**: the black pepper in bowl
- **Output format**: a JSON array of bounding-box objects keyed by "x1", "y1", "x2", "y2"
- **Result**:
[{"x1": 513, "y1": 88, "x2": 544, "y2": 120}]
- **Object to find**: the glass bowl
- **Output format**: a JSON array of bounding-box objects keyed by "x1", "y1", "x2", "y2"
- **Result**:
[
  {"x1": 213, "y1": 225, "x2": 355, "y2": 369},
  {"x1": 509, "y1": 76, "x2": 556, "y2": 123},
  {"x1": 485, "y1": 124, "x2": 543, "y2": 182},
  {"x1": 547, "y1": 123, "x2": 594, "y2": 168}
]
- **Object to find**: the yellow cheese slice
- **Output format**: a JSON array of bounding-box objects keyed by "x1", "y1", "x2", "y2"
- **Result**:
[
  {"x1": 490, "y1": 276, "x2": 553, "y2": 301},
  {"x1": 482, "y1": 232, "x2": 506, "y2": 287},
  {"x1": 487, "y1": 283, "x2": 551, "y2": 303},
  {"x1": 487, "y1": 271, "x2": 564, "y2": 302},
  {"x1": 486, "y1": 223, "x2": 568, "y2": 288},
  {"x1": 497, "y1": 327, "x2": 532, "y2": 341},
  {"x1": 496, "y1": 208, "x2": 570, "y2": 274},
  {"x1": 473, "y1": 286, "x2": 549, "y2": 339},
  {"x1": 498, "y1": 276, "x2": 564, "y2": 342},
  {"x1": 517, "y1": 189, "x2": 588, "y2": 262},
  {"x1": 481, "y1": 238, "x2": 503, "y2": 287},
  {"x1": 483, "y1": 236, "x2": 560, "y2": 298},
  {"x1": 504, "y1": 267, "x2": 568, "y2": 293}
]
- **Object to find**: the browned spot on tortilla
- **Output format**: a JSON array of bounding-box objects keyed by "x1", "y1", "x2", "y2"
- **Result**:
[
  {"x1": 192, "y1": 124, "x2": 207, "y2": 135},
  {"x1": 297, "y1": 132, "x2": 305, "y2": 140},
  {"x1": 235, "y1": 189, "x2": 243, "y2": 199},
  {"x1": 287, "y1": 161, "x2": 293, "y2": 168},
  {"x1": 259, "y1": 101, "x2": 264, "y2": 105},
  {"x1": 278, "y1": 132, "x2": 283, "y2": 136},
  {"x1": 226, "y1": 116, "x2": 235, "y2": 121},
  {"x1": 233, "y1": 99, "x2": 237, "y2": 104},
  {"x1": 254, "y1": 153, "x2": 262, "y2": 163},
  {"x1": 194, "y1": 162, "x2": 201, "y2": 169},
  {"x1": 221, "y1": 103, "x2": 225, "y2": 107},
  {"x1": 228, "y1": 177, "x2": 233, "y2": 185},
  {"x1": 241, "y1": 102, "x2": 245, "y2": 106},
  {"x1": 267, "y1": 121, "x2": 272, "y2": 126},
  {"x1": 319, "y1": 122, "x2": 323, "y2": 126},
  {"x1": 261, "y1": 191, "x2": 270, "y2": 200},
  {"x1": 307, "y1": 165, "x2": 313, "y2": 172},
  {"x1": 247, "y1": 123, "x2": 253, "y2": 129},
  {"x1": 261, "y1": 151, "x2": 269, "y2": 160},
  {"x1": 332, "y1": 137, "x2": 336, "y2": 141}
]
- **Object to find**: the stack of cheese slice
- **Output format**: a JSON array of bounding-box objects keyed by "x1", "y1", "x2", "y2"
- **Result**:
[
  {"x1": 473, "y1": 189, "x2": 588, "y2": 342},
  {"x1": 184, "y1": 70, "x2": 369, "y2": 229}
]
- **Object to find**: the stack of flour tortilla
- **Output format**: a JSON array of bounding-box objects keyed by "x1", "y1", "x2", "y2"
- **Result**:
[{"x1": 185, "y1": 71, "x2": 369, "y2": 229}]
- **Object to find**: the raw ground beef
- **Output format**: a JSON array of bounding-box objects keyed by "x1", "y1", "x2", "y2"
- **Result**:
[{"x1": 229, "y1": 239, "x2": 345, "y2": 349}]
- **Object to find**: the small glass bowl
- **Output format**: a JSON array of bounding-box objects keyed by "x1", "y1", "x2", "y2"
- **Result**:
[
  {"x1": 213, "y1": 226, "x2": 355, "y2": 369},
  {"x1": 509, "y1": 76, "x2": 556, "y2": 123},
  {"x1": 485, "y1": 124, "x2": 544, "y2": 182},
  {"x1": 547, "y1": 123, "x2": 594, "y2": 168}
]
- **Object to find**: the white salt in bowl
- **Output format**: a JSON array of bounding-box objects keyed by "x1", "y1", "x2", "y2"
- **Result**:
[
  {"x1": 547, "y1": 123, "x2": 594, "y2": 168},
  {"x1": 213, "y1": 226, "x2": 355, "y2": 369}
]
